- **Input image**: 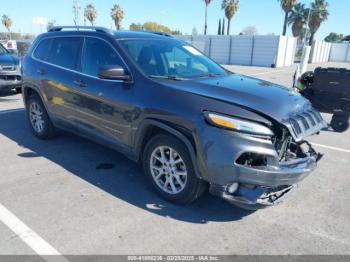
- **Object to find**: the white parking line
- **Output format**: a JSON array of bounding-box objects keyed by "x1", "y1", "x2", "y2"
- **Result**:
[
  {"x1": 0, "y1": 108, "x2": 25, "y2": 115},
  {"x1": 0, "y1": 203, "x2": 61, "y2": 255},
  {"x1": 311, "y1": 142, "x2": 350, "y2": 154}
]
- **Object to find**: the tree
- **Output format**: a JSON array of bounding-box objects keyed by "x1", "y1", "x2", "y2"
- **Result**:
[
  {"x1": 241, "y1": 25, "x2": 258, "y2": 36},
  {"x1": 1, "y1": 15, "x2": 13, "y2": 39},
  {"x1": 221, "y1": 0, "x2": 239, "y2": 35},
  {"x1": 171, "y1": 30, "x2": 182, "y2": 35},
  {"x1": 278, "y1": 0, "x2": 297, "y2": 36},
  {"x1": 47, "y1": 19, "x2": 56, "y2": 31},
  {"x1": 308, "y1": 0, "x2": 329, "y2": 45},
  {"x1": 218, "y1": 19, "x2": 222, "y2": 35},
  {"x1": 324, "y1": 32, "x2": 344, "y2": 43},
  {"x1": 129, "y1": 23, "x2": 143, "y2": 31},
  {"x1": 203, "y1": 0, "x2": 212, "y2": 35},
  {"x1": 84, "y1": 4, "x2": 97, "y2": 26},
  {"x1": 142, "y1": 22, "x2": 172, "y2": 33},
  {"x1": 221, "y1": 18, "x2": 225, "y2": 35},
  {"x1": 111, "y1": 4, "x2": 124, "y2": 30},
  {"x1": 288, "y1": 3, "x2": 308, "y2": 37},
  {"x1": 129, "y1": 21, "x2": 181, "y2": 35}
]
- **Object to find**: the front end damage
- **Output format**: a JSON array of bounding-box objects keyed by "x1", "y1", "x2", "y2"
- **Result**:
[
  {"x1": 207, "y1": 110, "x2": 327, "y2": 210},
  {"x1": 210, "y1": 139, "x2": 322, "y2": 209}
]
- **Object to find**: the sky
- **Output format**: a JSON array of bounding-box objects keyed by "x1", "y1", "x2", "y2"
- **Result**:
[{"x1": 2, "y1": 0, "x2": 349, "y2": 40}]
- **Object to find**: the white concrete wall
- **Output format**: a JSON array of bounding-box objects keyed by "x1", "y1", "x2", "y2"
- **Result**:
[
  {"x1": 252, "y1": 36, "x2": 280, "y2": 67},
  {"x1": 230, "y1": 36, "x2": 254, "y2": 65},
  {"x1": 210, "y1": 36, "x2": 231, "y2": 64},
  {"x1": 329, "y1": 43, "x2": 350, "y2": 62},
  {"x1": 309, "y1": 41, "x2": 331, "y2": 63},
  {"x1": 175, "y1": 35, "x2": 297, "y2": 67}
]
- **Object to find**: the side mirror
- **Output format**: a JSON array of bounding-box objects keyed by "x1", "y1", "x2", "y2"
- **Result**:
[{"x1": 98, "y1": 65, "x2": 131, "y2": 82}]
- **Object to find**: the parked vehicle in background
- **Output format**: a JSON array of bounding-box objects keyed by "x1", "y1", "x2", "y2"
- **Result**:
[
  {"x1": 22, "y1": 26, "x2": 327, "y2": 210},
  {"x1": 0, "y1": 40, "x2": 18, "y2": 54},
  {"x1": 0, "y1": 40, "x2": 32, "y2": 58},
  {"x1": 300, "y1": 67, "x2": 350, "y2": 132},
  {"x1": 17, "y1": 41, "x2": 31, "y2": 57},
  {"x1": 0, "y1": 43, "x2": 22, "y2": 93}
]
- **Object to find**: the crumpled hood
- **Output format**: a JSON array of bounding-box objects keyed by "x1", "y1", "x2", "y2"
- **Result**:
[
  {"x1": 163, "y1": 73, "x2": 312, "y2": 123},
  {"x1": 0, "y1": 53, "x2": 19, "y2": 65}
]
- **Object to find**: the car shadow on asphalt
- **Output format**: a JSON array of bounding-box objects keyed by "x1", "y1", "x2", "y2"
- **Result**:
[
  {"x1": 0, "y1": 90, "x2": 17, "y2": 97},
  {"x1": 0, "y1": 109, "x2": 255, "y2": 223}
]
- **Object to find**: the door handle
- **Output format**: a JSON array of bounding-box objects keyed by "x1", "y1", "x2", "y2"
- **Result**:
[
  {"x1": 37, "y1": 69, "x2": 46, "y2": 75},
  {"x1": 74, "y1": 80, "x2": 87, "y2": 88}
]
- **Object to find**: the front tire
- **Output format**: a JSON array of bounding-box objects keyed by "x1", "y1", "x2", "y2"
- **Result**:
[
  {"x1": 143, "y1": 134, "x2": 206, "y2": 204},
  {"x1": 26, "y1": 94, "x2": 56, "y2": 139}
]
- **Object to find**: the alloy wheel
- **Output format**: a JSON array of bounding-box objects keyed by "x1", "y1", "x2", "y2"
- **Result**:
[
  {"x1": 150, "y1": 146, "x2": 187, "y2": 194},
  {"x1": 29, "y1": 102, "x2": 45, "y2": 133}
]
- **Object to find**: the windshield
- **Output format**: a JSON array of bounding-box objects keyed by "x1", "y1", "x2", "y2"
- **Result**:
[
  {"x1": 0, "y1": 44, "x2": 8, "y2": 55},
  {"x1": 120, "y1": 39, "x2": 227, "y2": 79}
]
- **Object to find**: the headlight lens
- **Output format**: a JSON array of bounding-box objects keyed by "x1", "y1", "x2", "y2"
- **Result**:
[{"x1": 206, "y1": 112, "x2": 274, "y2": 136}]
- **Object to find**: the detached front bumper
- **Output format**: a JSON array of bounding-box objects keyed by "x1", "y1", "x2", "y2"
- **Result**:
[{"x1": 210, "y1": 154, "x2": 318, "y2": 210}]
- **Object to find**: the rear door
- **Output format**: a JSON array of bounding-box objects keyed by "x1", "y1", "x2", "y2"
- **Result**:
[
  {"x1": 36, "y1": 36, "x2": 83, "y2": 127},
  {"x1": 73, "y1": 36, "x2": 135, "y2": 147}
]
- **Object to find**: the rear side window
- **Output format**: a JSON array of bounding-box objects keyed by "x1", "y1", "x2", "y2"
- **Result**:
[
  {"x1": 81, "y1": 37, "x2": 124, "y2": 77},
  {"x1": 33, "y1": 39, "x2": 52, "y2": 61},
  {"x1": 48, "y1": 37, "x2": 82, "y2": 70}
]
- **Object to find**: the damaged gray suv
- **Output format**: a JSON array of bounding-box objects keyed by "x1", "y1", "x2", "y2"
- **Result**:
[{"x1": 22, "y1": 26, "x2": 327, "y2": 209}]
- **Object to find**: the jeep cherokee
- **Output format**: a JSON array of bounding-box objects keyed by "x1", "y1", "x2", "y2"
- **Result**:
[{"x1": 22, "y1": 26, "x2": 327, "y2": 209}]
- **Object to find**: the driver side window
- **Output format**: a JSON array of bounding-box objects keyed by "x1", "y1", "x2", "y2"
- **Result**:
[{"x1": 81, "y1": 37, "x2": 124, "y2": 77}]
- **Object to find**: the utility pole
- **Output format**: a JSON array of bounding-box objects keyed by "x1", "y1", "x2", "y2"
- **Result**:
[
  {"x1": 73, "y1": 0, "x2": 81, "y2": 26},
  {"x1": 304, "y1": 8, "x2": 311, "y2": 46}
]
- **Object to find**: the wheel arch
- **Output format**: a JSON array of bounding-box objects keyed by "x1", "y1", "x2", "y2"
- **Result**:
[{"x1": 134, "y1": 119, "x2": 202, "y2": 179}]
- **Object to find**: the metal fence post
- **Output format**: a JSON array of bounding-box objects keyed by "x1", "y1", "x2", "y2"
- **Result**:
[
  {"x1": 250, "y1": 36, "x2": 255, "y2": 66},
  {"x1": 345, "y1": 43, "x2": 350, "y2": 63},
  {"x1": 228, "y1": 36, "x2": 233, "y2": 65},
  {"x1": 209, "y1": 37, "x2": 212, "y2": 58}
]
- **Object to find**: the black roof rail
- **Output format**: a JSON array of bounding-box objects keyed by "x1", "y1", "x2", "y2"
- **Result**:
[{"x1": 48, "y1": 26, "x2": 112, "y2": 34}]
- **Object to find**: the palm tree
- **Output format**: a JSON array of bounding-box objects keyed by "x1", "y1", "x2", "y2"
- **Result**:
[
  {"x1": 278, "y1": 0, "x2": 297, "y2": 36},
  {"x1": 203, "y1": 0, "x2": 212, "y2": 35},
  {"x1": 288, "y1": 3, "x2": 308, "y2": 38},
  {"x1": 308, "y1": 0, "x2": 329, "y2": 45},
  {"x1": 1, "y1": 15, "x2": 13, "y2": 39},
  {"x1": 221, "y1": 0, "x2": 239, "y2": 35},
  {"x1": 111, "y1": 4, "x2": 124, "y2": 30},
  {"x1": 84, "y1": 4, "x2": 97, "y2": 26},
  {"x1": 218, "y1": 19, "x2": 221, "y2": 35}
]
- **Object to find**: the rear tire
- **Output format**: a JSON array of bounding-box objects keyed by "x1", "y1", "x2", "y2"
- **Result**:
[
  {"x1": 143, "y1": 134, "x2": 206, "y2": 204},
  {"x1": 26, "y1": 94, "x2": 57, "y2": 139},
  {"x1": 331, "y1": 114, "x2": 349, "y2": 133}
]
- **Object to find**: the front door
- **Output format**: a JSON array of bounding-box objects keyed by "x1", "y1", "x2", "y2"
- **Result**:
[{"x1": 73, "y1": 37, "x2": 135, "y2": 148}]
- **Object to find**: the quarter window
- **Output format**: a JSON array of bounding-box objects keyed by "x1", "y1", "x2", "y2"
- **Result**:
[
  {"x1": 48, "y1": 37, "x2": 82, "y2": 70},
  {"x1": 33, "y1": 39, "x2": 52, "y2": 61},
  {"x1": 81, "y1": 37, "x2": 124, "y2": 77}
]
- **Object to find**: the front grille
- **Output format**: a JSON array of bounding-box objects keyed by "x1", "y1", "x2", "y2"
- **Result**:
[
  {"x1": 0, "y1": 75, "x2": 21, "y2": 81},
  {"x1": 286, "y1": 109, "x2": 327, "y2": 141}
]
